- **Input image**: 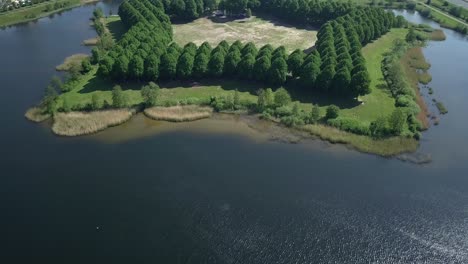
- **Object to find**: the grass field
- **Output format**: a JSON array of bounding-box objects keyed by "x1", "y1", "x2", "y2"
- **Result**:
[
  {"x1": 172, "y1": 16, "x2": 317, "y2": 52},
  {"x1": 0, "y1": 0, "x2": 84, "y2": 27},
  {"x1": 337, "y1": 28, "x2": 407, "y2": 125}
]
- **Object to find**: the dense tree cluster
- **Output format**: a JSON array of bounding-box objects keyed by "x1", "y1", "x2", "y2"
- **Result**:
[
  {"x1": 256, "y1": 0, "x2": 354, "y2": 25},
  {"x1": 97, "y1": 0, "x2": 402, "y2": 98}
]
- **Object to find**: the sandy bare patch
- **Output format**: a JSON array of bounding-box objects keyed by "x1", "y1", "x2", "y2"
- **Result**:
[
  {"x1": 144, "y1": 105, "x2": 213, "y2": 122},
  {"x1": 52, "y1": 109, "x2": 135, "y2": 136},
  {"x1": 173, "y1": 17, "x2": 317, "y2": 52}
]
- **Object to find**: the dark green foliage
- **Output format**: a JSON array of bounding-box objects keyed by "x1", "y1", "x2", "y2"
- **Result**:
[
  {"x1": 370, "y1": 116, "x2": 388, "y2": 138},
  {"x1": 310, "y1": 104, "x2": 321, "y2": 124},
  {"x1": 274, "y1": 87, "x2": 291, "y2": 107},
  {"x1": 81, "y1": 58, "x2": 92, "y2": 74},
  {"x1": 224, "y1": 48, "x2": 242, "y2": 77},
  {"x1": 144, "y1": 54, "x2": 160, "y2": 80},
  {"x1": 176, "y1": 51, "x2": 195, "y2": 79},
  {"x1": 193, "y1": 52, "x2": 210, "y2": 78},
  {"x1": 325, "y1": 105, "x2": 340, "y2": 119},
  {"x1": 350, "y1": 70, "x2": 371, "y2": 96},
  {"x1": 389, "y1": 108, "x2": 406, "y2": 135},
  {"x1": 237, "y1": 54, "x2": 256, "y2": 80},
  {"x1": 129, "y1": 55, "x2": 145, "y2": 79},
  {"x1": 287, "y1": 49, "x2": 304, "y2": 78},
  {"x1": 406, "y1": 27, "x2": 417, "y2": 43},
  {"x1": 269, "y1": 56, "x2": 288, "y2": 85},
  {"x1": 159, "y1": 49, "x2": 179, "y2": 80},
  {"x1": 208, "y1": 51, "x2": 225, "y2": 77},
  {"x1": 253, "y1": 55, "x2": 271, "y2": 82}
]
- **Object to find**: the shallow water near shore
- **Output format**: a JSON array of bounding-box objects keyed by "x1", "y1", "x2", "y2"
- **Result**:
[{"x1": 1, "y1": 4, "x2": 468, "y2": 263}]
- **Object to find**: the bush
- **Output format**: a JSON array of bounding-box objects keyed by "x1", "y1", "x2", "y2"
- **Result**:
[
  {"x1": 281, "y1": 115, "x2": 305, "y2": 127},
  {"x1": 274, "y1": 105, "x2": 292, "y2": 117},
  {"x1": 327, "y1": 118, "x2": 370, "y2": 135},
  {"x1": 325, "y1": 105, "x2": 340, "y2": 119},
  {"x1": 274, "y1": 87, "x2": 291, "y2": 107}
]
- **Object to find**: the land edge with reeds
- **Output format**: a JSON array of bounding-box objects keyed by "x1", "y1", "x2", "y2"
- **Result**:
[
  {"x1": 0, "y1": 0, "x2": 99, "y2": 28},
  {"x1": 143, "y1": 105, "x2": 213, "y2": 122},
  {"x1": 24, "y1": 104, "x2": 420, "y2": 158}
]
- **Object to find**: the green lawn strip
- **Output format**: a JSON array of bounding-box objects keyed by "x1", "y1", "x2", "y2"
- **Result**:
[
  {"x1": 338, "y1": 29, "x2": 407, "y2": 125},
  {"x1": 0, "y1": 0, "x2": 80, "y2": 27},
  {"x1": 58, "y1": 67, "x2": 258, "y2": 109}
]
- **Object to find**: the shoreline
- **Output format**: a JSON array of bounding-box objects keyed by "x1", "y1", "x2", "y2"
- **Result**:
[
  {"x1": 0, "y1": 0, "x2": 99, "y2": 28},
  {"x1": 25, "y1": 106, "x2": 420, "y2": 157}
]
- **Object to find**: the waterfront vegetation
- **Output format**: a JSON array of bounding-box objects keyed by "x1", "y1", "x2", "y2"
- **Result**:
[
  {"x1": 0, "y1": 0, "x2": 83, "y2": 27},
  {"x1": 27, "y1": 0, "x2": 445, "y2": 156}
]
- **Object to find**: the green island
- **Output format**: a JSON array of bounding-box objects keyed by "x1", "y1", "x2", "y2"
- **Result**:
[
  {"x1": 0, "y1": 0, "x2": 99, "y2": 27},
  {"x1": 25, "y1": 0, "x2": 449, "y2": 156}
]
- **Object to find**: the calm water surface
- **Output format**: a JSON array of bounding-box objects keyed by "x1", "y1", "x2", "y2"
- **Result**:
[{"x1": 1, "y1": 5, "x2": 468, "y2": 263}]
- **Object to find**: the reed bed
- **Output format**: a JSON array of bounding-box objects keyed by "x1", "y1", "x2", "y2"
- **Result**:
[
  {"x1": 55, "y1": 54, "x2": 88, "y2": 71},
  {"x1": 430, "y1": 29, "x2": 447, "y2": 41},
  {"x1": 24, "y1": 107, "x2": 50, "y2": 122},
  {"x1": 144, "y1": 105, "x2": 213, "y2": 122},
  {"x1": 300, "y1": 124, "x2": 419, "y2": 157},
  {"x1": 52, "y1": 109, "x2": 135, "y2": 136},
  {"x1": 82, "y1": 38, "x2": 98, "y2": 46}
]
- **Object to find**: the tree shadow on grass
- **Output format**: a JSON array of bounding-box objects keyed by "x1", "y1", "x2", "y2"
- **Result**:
[
  {"x1": 79, "y1": 76, "x2": 145, "y2": 94},
  {"x1": 106, "y1": 19, "x2": 126, "y2": 41},
  {"x1": 159, "y1": 78, "x2": 268, "y2": 95},
  {"x1": 285, "y1": 80, "x2": 362, "y2": 110}
]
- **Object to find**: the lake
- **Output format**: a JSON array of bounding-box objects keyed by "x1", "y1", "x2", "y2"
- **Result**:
[{"x1": 1, "y1": 4, "x2": 468, "y2": 263}]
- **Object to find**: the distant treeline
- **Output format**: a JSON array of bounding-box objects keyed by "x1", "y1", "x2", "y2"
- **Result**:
[{"x1": 95, "y1": 0, "x2": 404, "y2": 97}]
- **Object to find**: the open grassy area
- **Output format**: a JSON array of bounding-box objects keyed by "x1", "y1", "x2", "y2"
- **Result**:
[
  {"x1": 0, "y1": 0, "x2": 84, "y2": 27},
  {"x1": 172, "y1": 16, "x2": 317, "y2": 52},
  {"x1": 57, "y1": 66, "x2": 259, "y2": 109},
  {"x1": 337, "y1": 28, "x2": 407, "y2": 125}
]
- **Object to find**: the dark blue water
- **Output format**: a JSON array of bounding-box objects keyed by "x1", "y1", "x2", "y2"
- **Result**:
[{"x1": 1, "y1": 6, "x2": 468, "y2": 263}]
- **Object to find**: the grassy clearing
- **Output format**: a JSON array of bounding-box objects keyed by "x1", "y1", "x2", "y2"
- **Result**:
[
  {"x1": 172, "y1": 16, "x2": 317, "y2": 52},
  {"x1": 336, "y1": 29, "x2": 407, "y2": 125},
  {"x1": 300, "y1": 124, "x2": 419, "y2": 156},
  {"x1": 144, "y1": 105, "x2": 213, "y2": 122},
  {"x1": 58, "y1": 66, "x2": 259, "y2": 109},
  {"x1": 55, "y1": 53, "x2": 88, "y2": 71},
  {"x1": 51, "y1": 108, "x2": 135, "y2": 136},
  {"x1": 400, "y1": 46, "x2": 431, "y2": 128},
  {"x1": 0, "y1": 0, "x2": 85, "y2": 27},
  {"x1": 25, "y1": 107, "x2": 50, "y2": 122}
]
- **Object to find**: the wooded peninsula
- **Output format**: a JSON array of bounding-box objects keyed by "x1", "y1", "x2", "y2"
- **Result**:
[{"x1": 26, "y1": 0, "x2": 450, "y2": 156}]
